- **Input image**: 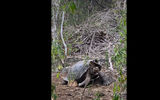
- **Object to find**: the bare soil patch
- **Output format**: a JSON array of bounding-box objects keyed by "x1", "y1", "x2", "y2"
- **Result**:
[{"x1": 52, "y1": 69, "x2": 117, "y2": 100}]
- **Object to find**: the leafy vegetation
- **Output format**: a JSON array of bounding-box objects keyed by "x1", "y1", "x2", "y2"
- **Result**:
[
  {"x1": 51, "y1": 83, "x2": 57, "y2": 100},
  {"x1": 51, "y1": 40, "x2": 64, "y2": 71},
  {"x1": 112, "y1": 7, "x2": 127, "y2": 100},
  {"x1": 113, "y1": 9, "x2": 126, "y2": 69}
]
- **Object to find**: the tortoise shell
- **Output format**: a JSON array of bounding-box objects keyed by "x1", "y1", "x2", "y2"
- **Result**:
[{"x1": 61, "y1": 60, "x2": 102, "y2": 83}]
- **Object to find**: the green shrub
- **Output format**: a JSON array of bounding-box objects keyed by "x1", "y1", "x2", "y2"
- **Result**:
[
  {"x1": 51, "y1": 83, "x2": 57, "y2": 100},
  {"x1": 51, "y1": 39, "x2": 65, "y2": 72},
  {"x1": 112, "y1": 8, "x2": 127, "y2": 100}
]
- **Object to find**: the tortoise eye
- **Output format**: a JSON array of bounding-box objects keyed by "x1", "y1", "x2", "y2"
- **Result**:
[{"x1": 94, "y1": 59, "x2": 98, "y2": 63}]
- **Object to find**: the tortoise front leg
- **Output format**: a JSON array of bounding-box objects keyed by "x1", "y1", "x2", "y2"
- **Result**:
[{"x1": 78, "y1": 72, "x2": 91, "y2": 87}]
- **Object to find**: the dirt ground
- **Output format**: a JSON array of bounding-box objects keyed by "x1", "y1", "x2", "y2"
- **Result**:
[{"x1": 52, "y1": 72, "x2": 115, "y2": 100}]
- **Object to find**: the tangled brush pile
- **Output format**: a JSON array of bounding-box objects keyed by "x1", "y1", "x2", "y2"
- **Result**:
[{"x1": 64, "y1": 0, "x2": 126, "y2": 60}]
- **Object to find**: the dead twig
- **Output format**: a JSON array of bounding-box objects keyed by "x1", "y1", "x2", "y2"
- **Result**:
[{"x1": 89, "y1": 33, "x2": 95, "y2": 56}]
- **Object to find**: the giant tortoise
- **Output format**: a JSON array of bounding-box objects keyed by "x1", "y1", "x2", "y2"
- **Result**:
[
  {"x1": 61, "y1": 59, "x2": 115, "y2": 87},
  {"x1": 61, "y1": 59, "x2": 102, "y2": 87}
]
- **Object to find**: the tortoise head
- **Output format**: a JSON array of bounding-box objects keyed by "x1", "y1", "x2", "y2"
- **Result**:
[{"x1": 89, "y1": 60, "x2": 102, "y2": 75}]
